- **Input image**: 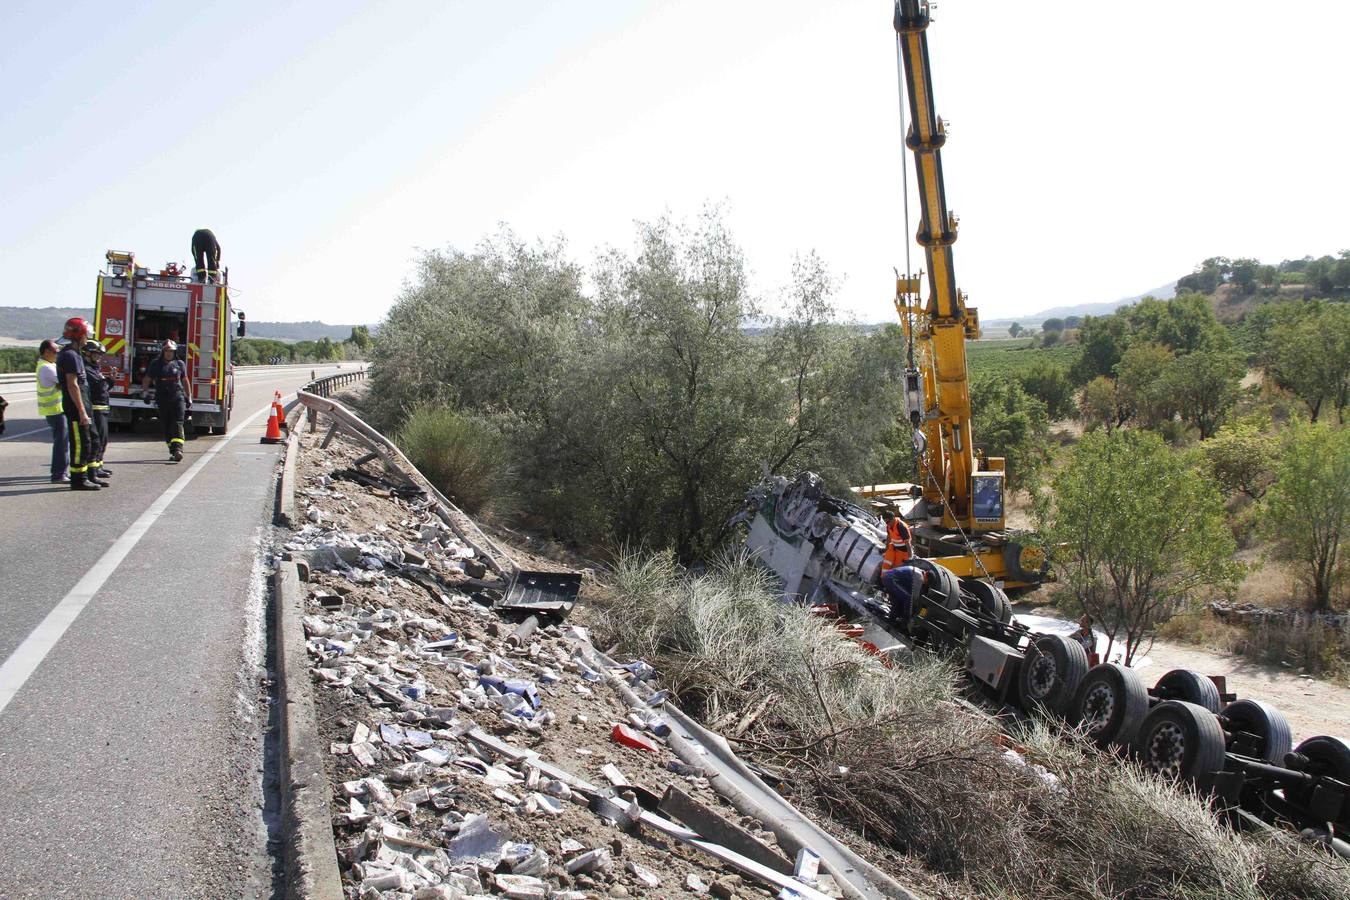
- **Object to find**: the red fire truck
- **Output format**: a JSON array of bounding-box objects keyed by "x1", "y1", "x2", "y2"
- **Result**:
[{"x1": 93, "y1": 250, "x2": 246, "y2": 434}]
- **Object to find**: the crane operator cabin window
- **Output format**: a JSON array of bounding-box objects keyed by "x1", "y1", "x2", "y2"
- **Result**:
[{"x1": 971, "y1": 472, "x2": 1004, "y2": 523}]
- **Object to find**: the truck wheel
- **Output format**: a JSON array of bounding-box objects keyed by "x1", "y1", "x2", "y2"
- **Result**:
[
  {"x1": 1153, "y1": 669, "x2": 1221, "y2": 713},
  {"x1": 962, "y1": 578, "x2": 1013, "y2": 624},
  {"x1": 909, "y1": 558, "x2": 961, "y2": 610},
  {"x1": 1221, "y1": 699, "x2": 1292, "y2": 764},
  {"x1": 1290, "y1": 736, "x2": 1350, "y2": 829},
  {"x1": 1070, "y1": 663, "x2": 1149, "y2": 749},
  {"x1": 1017, "y1": 634, "x2": 1088, "y2": 716},
  {"x1": 1135, "y1": 700, "x2": 1227, "y2": 782}
]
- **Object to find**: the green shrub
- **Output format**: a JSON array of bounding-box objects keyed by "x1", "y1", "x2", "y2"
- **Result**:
[
  {"x1": 395, "y1": 405, "x2": 511, "y2": 516},
  {"x1": 0, "y1": 346, "x2": 36, "y2": 374}
]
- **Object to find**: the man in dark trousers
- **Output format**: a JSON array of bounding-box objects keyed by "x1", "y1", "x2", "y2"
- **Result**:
[
  {"x1": 83, "y1": 339, "x2": 114, "y2": 480},
  {"x1": 191, "y1": 228, "x2": 221, "y2": 282},
  {"x1": 57, "y1": 318, "x2": 100, "y2": 490},
  {"x1": 881, "y1": 563, "x2": 927, "y2": 632},
  {"x1": 143, "y1": 339, "x2": 190, "y2": 461}
]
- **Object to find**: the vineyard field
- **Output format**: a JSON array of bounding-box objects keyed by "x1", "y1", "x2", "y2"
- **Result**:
[{"x1": 967, "y1": 338, "x2": 1080, "y2": 380}]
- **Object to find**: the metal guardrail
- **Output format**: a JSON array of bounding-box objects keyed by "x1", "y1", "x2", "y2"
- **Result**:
[{"x1": 303, "y1": 365, "x2": 368, "y2": 398}]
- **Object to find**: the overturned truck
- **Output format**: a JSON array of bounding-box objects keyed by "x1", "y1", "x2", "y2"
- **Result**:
[{"x1": 732, "y1": 472, "x2": 1350, "y2": 858}]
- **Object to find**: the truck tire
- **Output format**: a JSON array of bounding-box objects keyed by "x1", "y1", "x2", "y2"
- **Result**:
[
  {"x1": 1221, "y1": 699, "x2": 1292, "y2": 764},
  {"x1": 909, "y1": 558, "x2": 961, "y2": 610},
  {"x1": 962, "y1": 578, "x2": 1013, "y2": 624},
  {"x1": 1070, "y1": 663, "x2": 1149, "y2": 749},
  {"x1": 1135, "y1": 700, "x2": 1227, "y2": 782},
  {"x1": 1017, "y1": 634, "x2": 1089, "y2": 716},
  {"x1": 1153, "y1": 669, "x2": 1221, "y2": 713},
  {"x1": 1002, "y1": 540, "x2": 1046, "y2": 584},
  {"x1": 1291, "y1": 735, "x2": 1350, "y2": 829}
]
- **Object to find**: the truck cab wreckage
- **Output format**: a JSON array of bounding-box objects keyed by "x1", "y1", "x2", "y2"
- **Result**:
[{"x1": 731, "y1": 0, "x2": 1349, "y2": 860}]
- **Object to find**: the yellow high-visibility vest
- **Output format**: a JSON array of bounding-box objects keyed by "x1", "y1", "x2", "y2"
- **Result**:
[{"x1": 35, "y1": 361, "x2": 62, "y2": 417}]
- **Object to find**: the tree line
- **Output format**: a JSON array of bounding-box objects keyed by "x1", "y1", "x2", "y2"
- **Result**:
[
  {"x1": 1177, "y1": 251, "x2": 1350, "y2": 296},
  {"x1": 233, "y1": 326, "x2": 371, "y2": 366}
]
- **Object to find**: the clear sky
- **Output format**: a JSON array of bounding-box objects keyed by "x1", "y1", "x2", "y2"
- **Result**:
[{"x1": 2, "y1": 0, "x2": 1346, "y2": 326}]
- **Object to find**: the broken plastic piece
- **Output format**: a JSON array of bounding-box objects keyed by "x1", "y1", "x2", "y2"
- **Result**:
[{"x1": 612, "y1": 723, "x2": 658, "y2": 752}]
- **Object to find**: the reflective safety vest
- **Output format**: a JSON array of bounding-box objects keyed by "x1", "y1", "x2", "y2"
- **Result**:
[
  {"x1": 880, "y1": 517, "x2": 913, "y2": 573},
  {"x1": 35, "y1": 361, "x2": 62, "y2": 417}
]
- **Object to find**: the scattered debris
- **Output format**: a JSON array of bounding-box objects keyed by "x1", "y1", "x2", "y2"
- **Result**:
[{"x1": 288, "y1": 425, "x2": 854, "y2": 899}]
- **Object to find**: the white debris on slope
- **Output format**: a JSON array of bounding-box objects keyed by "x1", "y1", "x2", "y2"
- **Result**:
[{"x1": 288, "y1": 434, "x2": 817, "y2": 900}]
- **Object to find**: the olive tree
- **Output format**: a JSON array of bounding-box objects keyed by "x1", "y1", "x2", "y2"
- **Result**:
[
  {"x1": 1202, "y1": 420, "x2": 1276, "y2": 501},
  {"x1": 1050, "y1": 430, "x2": 1240, "y2": 663},
  {"x1": 1260, "y1": 422, "x2": 1350, "y2": 611},
  {"x1": 1262, "y1": 302, "x2": 1350, "y2": 424},
  {"x1": 369, "y1": 230, "x2": 587, "y2": 430},
  {"x1": 1166, "y1": 350, "x2": 1246, "y2": 439},
  {"x1": 1115, "y1": 342, "x2": 1176, "y2": 429}
]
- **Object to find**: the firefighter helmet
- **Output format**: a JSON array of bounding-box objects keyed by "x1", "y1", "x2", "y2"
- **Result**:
[
  {"x1": 63, "y1": 317, "x2": 92, "y2": 340},
  {"x1": 83, "y1": 339, "x2": 106, "y2": 355}
]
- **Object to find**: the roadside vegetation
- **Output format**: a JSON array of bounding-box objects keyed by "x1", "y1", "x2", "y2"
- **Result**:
[
  {"x1": 367, "y1": 212, "x2": 906, "y2": 563},
  {"x1": 234, "y1": 326, "x2": 371, "y2": 365},
  {"x1": 590, "y1": 553, "x2": 1349, "y2": 900},
  {"x1": 0, "y1": 346, "x2": 35, "y2": 374}
]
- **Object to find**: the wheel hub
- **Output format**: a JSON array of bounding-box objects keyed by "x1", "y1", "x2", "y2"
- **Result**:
[
  {"x1": 1028, "y1": 655, "x2": 1058, "y2": 700},
  {"x1": 1082, "y1": 682, "x2": 1116, "y2": 733},
  {"x1": 1148, "y1": 722, "x2": 1186, "y2": 779}
]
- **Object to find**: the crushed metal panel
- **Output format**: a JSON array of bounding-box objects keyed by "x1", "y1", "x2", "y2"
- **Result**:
[{"x1": 499, "y1": 570, "x2": 582, "y2": 614}]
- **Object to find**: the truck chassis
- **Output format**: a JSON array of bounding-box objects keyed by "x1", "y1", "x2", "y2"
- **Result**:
[{"x1": 734, "y1": 472, "x2": 1350, "y2": 859}]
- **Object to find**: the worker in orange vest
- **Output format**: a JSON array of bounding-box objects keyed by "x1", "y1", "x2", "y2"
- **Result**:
[{"x1": 875, "y1": 501, "x2": 913, "y2": 572}]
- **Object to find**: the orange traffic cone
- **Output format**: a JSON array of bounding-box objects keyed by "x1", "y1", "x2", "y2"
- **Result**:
[
  {"x1": 260, "y1": 407, "x2": 283, "y2": 444},
  {"x1": 273, "y1": 392, "x2": 288, "y2": 432}
]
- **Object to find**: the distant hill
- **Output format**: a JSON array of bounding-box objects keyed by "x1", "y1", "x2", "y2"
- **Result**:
[
  {"x1": 986, "y1": 281, "x2": 1177, "y2": 328},
  {"x1": 238, "y1": 320, "x2": 370, "y2": 343},
  {"x1": 0, "y1": 305, "x2": 370, "y2": 344}
]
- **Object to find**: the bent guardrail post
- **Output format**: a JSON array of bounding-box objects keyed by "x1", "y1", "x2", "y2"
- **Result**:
[{"x1": 295, "y1": 390, "x2": 509, "y2": 579}]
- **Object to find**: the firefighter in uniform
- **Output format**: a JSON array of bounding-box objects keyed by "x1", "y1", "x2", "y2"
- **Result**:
[
  {"x1": 875, "y1": 501, "x2": 920, "y2": 627},
  {"x1": 57, "y1": 318, "x2": 101, "y2": 491},
  {"x1": 144, "y1": 339, "x2": 190, "y2": 461},
  {"x1": 83, "y1": 339, "x2": 113, "y2": 480},
  {"x1": 191, "y1": 228, "x2": 221, "y2": 282}
]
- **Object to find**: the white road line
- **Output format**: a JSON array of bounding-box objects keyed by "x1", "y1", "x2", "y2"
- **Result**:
[
  {"x1": 0, "y1": 400, "x2": 281, "y2": 715},
  {"x1": 0, "y1": 427, "x2": 48, "y2": 443}
]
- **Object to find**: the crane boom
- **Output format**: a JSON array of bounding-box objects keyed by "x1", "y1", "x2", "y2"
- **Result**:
[{"x1": 893, "y1": 0, "x2": 997, "y2": 534}]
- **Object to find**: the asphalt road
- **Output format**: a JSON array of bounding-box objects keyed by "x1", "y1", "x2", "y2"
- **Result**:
[{"x1": 0, "y1": 363, "x2": 354, "y2": 898}]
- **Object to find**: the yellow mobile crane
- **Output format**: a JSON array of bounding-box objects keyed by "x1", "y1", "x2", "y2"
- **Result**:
[{"x1": 856, "y1": 0, "x2": 1046, "y2": 588}]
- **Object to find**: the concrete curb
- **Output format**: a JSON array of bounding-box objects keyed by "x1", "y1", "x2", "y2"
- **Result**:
[
  {"x1": 273, "y1": 560, "x2": 344, "y2": 900},
  {"x1": 275, "y1": 397, "x2": 304, "y2": 528},
  {"x1": 276, "y1": 428, "x2": 300, "y2": 528}
]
